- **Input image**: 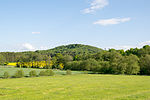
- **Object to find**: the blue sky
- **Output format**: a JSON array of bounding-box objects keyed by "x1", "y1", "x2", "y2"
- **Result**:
[{"x1": 0, "y1": 0, "x2": 150, "y2": 52}]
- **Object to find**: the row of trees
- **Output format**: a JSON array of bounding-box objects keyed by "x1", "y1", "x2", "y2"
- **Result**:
[
  {"x1": 3, "y1": 69, "x2": 54, "y2": 79},
  {"x1": 65, "y1": 53, "x2": 140, "y2": 75},
  {"x1": 1, "y1": 44, "x2": 150, "y2": 75},
  {"x1": 3, "y1": 69, "x2": 72, "y2": 79}
]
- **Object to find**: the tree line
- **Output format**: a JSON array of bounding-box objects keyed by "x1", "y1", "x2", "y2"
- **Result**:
[
  {"x1": 2, "y1": 69, "x2": 72, "y2": 79},
  {"x1": 0, "y1": 44, "x2": 150, "y2": 75}
]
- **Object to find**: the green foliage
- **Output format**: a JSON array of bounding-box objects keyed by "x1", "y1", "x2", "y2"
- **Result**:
[
  {"x1": 0, "y1": 67, "x2": 83, "y2": 78},
  {"x1": 45, "y1": 69, "x2": 55, "y2": 76},
  {"x1": 3, "y1": 71, "x2": 10, "y2": 79},
  {"x1": 42, "y1": 44, "x2": 102, "y2": 56},
  {"x1": 65, "y1": 61, "x2": 82, "y2": 70},
  {"x1": 0, "y1": 54, "x2": 6, "y2": 65},
  {"x1": 14, "y1": 70, "x2": 24, "y2": 78},
  {"x1": 66, "y1": 70, "x2": 72, "y2": 75},
  {"x1": 39, "y1": 70, "x2": 55, "y2": 76},
  {"x1": 139, "y1": 54, "x2": 150, "y2": 75},
  {"x1": 80, "y1": 59, "x2": 100, "y2": 71},
  {"x1": 125, "y1": 55, "x2": 140, "y2": 75},
  {"x1": 98, "y1": 61, "x2": 110, "y2": 74},
  {"x1": 29, "y1": 70, "x2": 37, "y2": 77},
  {"x1": 1, "y1": 44, "x2": 150, "y2": 75},
  {"x1": 39, "y1": 71, "x2": 46, "y2": 76}
]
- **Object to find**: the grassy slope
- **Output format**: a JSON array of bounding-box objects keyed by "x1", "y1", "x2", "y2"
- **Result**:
[{"x1": 0, "y1": 74, "x2": 150, "y2": 100}]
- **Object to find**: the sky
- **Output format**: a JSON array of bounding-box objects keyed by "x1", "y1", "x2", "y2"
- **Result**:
[{"x1": 0, "y1": 0, "x2": 150, "y2": 52}]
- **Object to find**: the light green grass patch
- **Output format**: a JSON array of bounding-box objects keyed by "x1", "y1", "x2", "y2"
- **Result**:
[
  {"x1": 0, "y1": 66, "x2": 84, "y2": 77},
  {"x1": 0, "y1": 74, "x2": 150, "y2": 100}
]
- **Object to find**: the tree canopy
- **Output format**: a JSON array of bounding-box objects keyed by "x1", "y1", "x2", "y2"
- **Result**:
[{"x1": 0, "y1": 44, "x2": 150, "y2": 75}]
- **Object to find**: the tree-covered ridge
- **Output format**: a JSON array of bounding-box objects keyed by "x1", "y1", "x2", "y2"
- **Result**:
[
  {"x1": 0, "y1": 44, "x2": 102, "y2": 62},
  {"x1": 1, "y1": 44, "x2": 150, "y2": 75},
  {"x1": 36, "y1": 44, "x2": 103, "y2": 56}
]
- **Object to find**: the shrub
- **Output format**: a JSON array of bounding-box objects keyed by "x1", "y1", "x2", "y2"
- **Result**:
[
  {"x1": 39, "y1": 71, "x2": 46, "y2": 76},
  {"x1": 14, "y1": 70, "x2": 24, "y2": 78},
  {"x1": 65, "y1": 61, "x2": 81, "y2": 70},
  {"x1": 45, "y1": 69, "x2": 55, "y2": 76},
  {"x1": 29, "y1": 70, "x2": 37, "y2": 77},
  {"x1": 3, "y1": 71, "x2": 10, "y2": 79},
  {"x1": 83, "y1": 71, "x2": 88, "y2": 74},
  {"x1": 39, "y1": 70, "x2": 55, "y2": 76},
  {"x1": 66, "y1": 70, "x2": 72, "y2": 75}
]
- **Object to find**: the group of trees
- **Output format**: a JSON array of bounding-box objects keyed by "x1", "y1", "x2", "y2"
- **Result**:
[
  {"x1": 3, "y1": 69, "x2": 55, "y2": 79},
  {"x1": 3, "y1": 69, "x2": 72, "y2": 79},
  {"x1": 1, "y1": 44, "x2": 150, "y2": 75},
  {"x1": 65, "y1": 52, "x2": 140, "y2": 75}
]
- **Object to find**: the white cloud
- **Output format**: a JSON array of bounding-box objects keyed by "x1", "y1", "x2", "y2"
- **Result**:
[
  {"x1": 83, "y1": 0, "x2": 109, "y2": 14},
  {"x1": 93, "y1": 17, "x2": 131, "y2": 26},
  {"x1": 39, "y1": 46, "x2": 49, "y2": 50},
  {"x1": 108, "y1": 45, "x2": 135, "y2": 51},
  {"x1": 22, "y1": 43, "x2": 35, "y2": 51},
  {"x1": 21, "y1": 43, "x2": 50, "y2": 51},
  {"x1": 139, "y1": 41, "x2": 150, "y2": 46},
  {"x1": 32, "y1": 32, "x2": 40, "y2": 34},
  {"x1": 107, "y1": 41, "x2": 150, "y2": 51}
]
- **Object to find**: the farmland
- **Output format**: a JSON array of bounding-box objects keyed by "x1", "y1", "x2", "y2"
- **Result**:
[{"x1": 0, "y1": 74, "x2": 150, "y2": 100}]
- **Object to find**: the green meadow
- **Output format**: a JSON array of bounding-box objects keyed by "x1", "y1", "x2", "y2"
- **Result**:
[
  {"x1": 0, "y1": 66, "x2": 84, "y2": 77},
  {"x1": 0, "y1": 74, "x2": 150, "y2": 100}
]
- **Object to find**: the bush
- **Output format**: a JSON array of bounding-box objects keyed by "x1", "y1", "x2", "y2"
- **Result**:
[
  {"x1": 66, "y1": 70, "x2": 72, "y2": 75},
  {"x1": 65, "y1": 61, "x2": 81, "y2": 70},
  {"x1": 39, "y1": 70, "x2": 55, "y2": 76},
  {"x1": 29, "y1": 70, "x2": 37, "y2": 77},
  {"x1": 14, "y1": 70, "x2": 24, "y2": 78},
  {"x1": 83, "y1": 71, "x2": 88, "y2": 74},
  {"x1": 45, "y1": 69, "x2": 55, "y2": 76},
  {"x1": 3, "y1": 71, "x2": 10, "y2": 79},
  {"x1": 39, "y1": 71, "x2": 46, "y2": 76}
]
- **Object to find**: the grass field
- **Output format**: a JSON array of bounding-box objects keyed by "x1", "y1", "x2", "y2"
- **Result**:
[
  {"x1": 0, "y1": 66, "x2": 84, "y2": 77},
  {"x1": 0, "y1": 74, "x2": 150, "y2": 100}
]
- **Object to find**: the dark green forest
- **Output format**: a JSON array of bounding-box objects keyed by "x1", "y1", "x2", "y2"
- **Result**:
[{"x1": 0, "y1": 44, "x2": 150, "y2": 75}]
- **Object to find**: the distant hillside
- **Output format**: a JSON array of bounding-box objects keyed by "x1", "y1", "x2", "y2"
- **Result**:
[
  {"x1": 0, "y1": 44, "x2": 103, "y2": 62},
  {"x1": 36, "y1": 44, "x2": 103, "y2": 56}
]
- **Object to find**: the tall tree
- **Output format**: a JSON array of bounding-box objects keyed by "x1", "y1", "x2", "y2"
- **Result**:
[
  {"x1": 125, "y1": 55, "x2": 140, "y2": 75},
  {"x1": 139, "y1": 54, "x2": 150, "y2": 75},
  {"x1": 0, "y1": 54, "x2": 6, "y2": 65}
]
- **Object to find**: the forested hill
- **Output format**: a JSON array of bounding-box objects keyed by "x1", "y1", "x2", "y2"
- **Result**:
[
  {"x1": 1, "y1": 44, "x2": 150, "y2": 75},
  {"x1": 36, "y1": 44, "x2": 103, "y2": 56},
  {"x1": 0, "y1": 44, "x2": 103, "y2": 62}
]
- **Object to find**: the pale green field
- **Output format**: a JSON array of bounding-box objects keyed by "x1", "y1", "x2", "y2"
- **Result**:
[
  {"x1": 0, "y1": 66, "x2": 84, "y2": 77},
  {"x1": 0, "y1": 74, "x2": 150, "y2": 100}
]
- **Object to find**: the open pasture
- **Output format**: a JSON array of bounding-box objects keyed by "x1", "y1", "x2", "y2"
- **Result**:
[{"x1": 0, "y1": 74, "x2": 150, "y2": 100}]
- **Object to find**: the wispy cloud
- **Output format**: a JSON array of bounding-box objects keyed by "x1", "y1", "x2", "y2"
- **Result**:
[
  {"x1": 21, "y1": 43, "x2": 50, "y2": 51},
  {"x1": 108, "y1": 45, "x2": 135, "y2": 51},
  {"x1": 94, "y1": 17, "x2": 131, "y2": 26},
  {"x1": 83, "y1": 0, "x2": 109, "y2": 14},
  {"x1": 108, "y1": 41, "x2": 150, "y2": 51},
  {"x1": 22, "y1": 43, "x2": 35, "y2": 51},
  {"x1": 139, "y1": 41, "x2": 150, "y2": 46},
  {"x1": 32, "y1": 32, "x2": 40, "y2": 34},
  {"x1": 39, "y1": 46, "x2": 49, "y2": 50}
]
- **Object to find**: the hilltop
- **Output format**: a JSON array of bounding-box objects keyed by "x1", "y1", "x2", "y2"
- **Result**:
[{"x1": 36, "y1": 44, "x2": 103, "y2": 56}]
